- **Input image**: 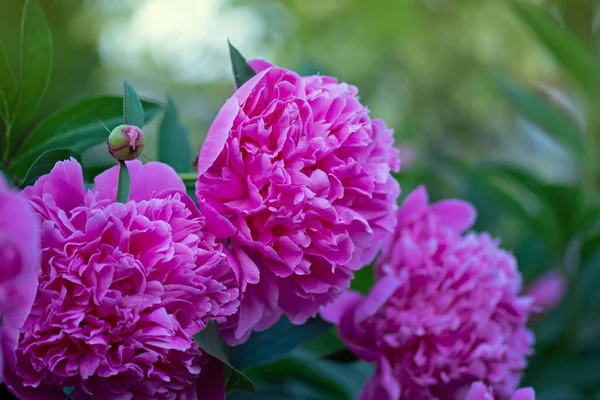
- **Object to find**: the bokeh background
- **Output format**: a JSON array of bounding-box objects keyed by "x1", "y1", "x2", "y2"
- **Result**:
[{"x1": 2, "y1": 1, "x2": 600, "y2": 399}]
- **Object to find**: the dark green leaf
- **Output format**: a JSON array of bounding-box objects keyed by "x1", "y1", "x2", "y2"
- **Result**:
[
  {"x1": 512, "y1": 1, "x2": 597, "y2": 96},
  {"x1": 7, "y1": 0, "x2": 53, "y2": 155},
  {"x1": 496, "y1": 76, "x2": 584, "y2": 156},
  {"x1": 350, "y1": 263, "x2": 374, "y2": 295},
  {"x1": 10, "y1": 97, "x2": 160, "y2": 177},
  {"x1": 230, "y1": 316, "x2": 331, "y2": 370},
  {"x1": 19, "y1": 149, "x2": 80, "y2": 188},
  {"x1": 247, "y1": 350, "x2": 373, "y2": 399},
  {"x1": 228, "y1": 40, "x2": 256, "y2": 88},
  {"x1": 158, "y1": 98, "x2": 193, "y2": 172},
  {"x1": 116, "y1": 160, "x2": 130, "y2": 203},
  {"x1": 193, "y1": 321, "x2": 255, "y2": 392},
  {"x1": 122, "y1": 81, "x2": 144, "y2": 127},
  {"x1": 0, "y1": 42, "x2": 17, "y2": 123},
  {"x1": 302, "y1": 327, "x2": 345, "y2": 358},
  {"x1": 228, "y1": 381, "x2": 329, "y2": 400}
]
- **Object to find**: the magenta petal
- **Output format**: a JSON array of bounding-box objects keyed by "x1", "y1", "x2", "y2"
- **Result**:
[
  {"x1": 511, "y1": 388, "x2": 536, "y2": 400},
  {"x1": 396, "y1": 185, "x2": 428, "y2": 226},
  {"x1": 320, "y1": 290, "x2": 363, "y2": 325},
  {"x1": 196, "y1": 98, "x2": 239, "y2": 175},
  {"x1": 429, "y1": 199, "x2": 476, "y2": 232},
  {"x1": 247, "y1": 59, "x2": 274, "y2": 73},
  {"x1": 354, "y1": 275, "x2": 401, "y2": 323}
]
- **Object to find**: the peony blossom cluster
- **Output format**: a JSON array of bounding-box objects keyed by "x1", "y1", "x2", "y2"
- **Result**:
[
  {"x1": 0, "y1": 175, "x2": 40, "y2": 383},
  {"x1": 322, "y1": 186, "x2": 534, "y2": 400},
  {"x1": 3, "y1": 160, "x2": 239, "y2": 399},
  {"x1": 196, "y1": 59, "x2": 400, "y2": 344}
]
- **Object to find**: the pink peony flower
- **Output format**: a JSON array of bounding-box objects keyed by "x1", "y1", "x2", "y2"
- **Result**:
[
  {"x1": 4, "y1": 159, "x2": 239, "y2": 400},
  {"x1": 195, "y1": 59, "x2": 400, "y2": 344},
  {"x1": 464, "y1": 381, "x2": 535, "y2": 400},
  {"x1": 322, "y1": 186, "x2": 534, "y2": 400},
  {"x1": 0, "y1": 176, "x2": 40, "y2": 383},
  {"x1": 524, "y1": 269, "x2": 566, "y2": 314}
]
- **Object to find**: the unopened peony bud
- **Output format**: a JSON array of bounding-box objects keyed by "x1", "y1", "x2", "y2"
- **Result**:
[{"x1": 107, "y1": 124, "x2": 144, "y2": 161}]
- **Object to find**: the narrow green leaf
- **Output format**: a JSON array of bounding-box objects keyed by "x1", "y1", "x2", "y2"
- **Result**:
[
  {"x1": 228, "y1": 40, "x2": 256, "y2": 88},
  {"x1": 496, "y1": 76, "x2": 584, "y2": 156},
  {"x1": 0, "y1": 42, "x2": 18, "y2": 123},
  {"x1": 10, "y1": 97, "x2": 161, "y2": 177},
  {"x1": 116, "y1": 160, "x2": 130, "y2": 203},
  {"x1": 18, "y1": 149, "x2": 80, "y2": 188},
  {"x1": 7, "y1": 0, "x2": 53, "y2": 155},
  {"x1": 123, "y1": 81, "x2": 144, "y2": 127},
  {"x1": 512, "y1": 1, "x2": 597, "y2": 95},
  {"x1": 158, "y1": 98, "x2": 193, "y2": 172},
  {"x1": 193, "y1": 321, "x2": 255, "y2": 392},
  {"x1": 230, "y1": 316, "x2": 331, "y2": 370}
]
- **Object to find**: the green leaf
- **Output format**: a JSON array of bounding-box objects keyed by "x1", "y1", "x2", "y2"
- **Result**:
[
  {"x1": 512, "y1": 1, "x2": 597, "y2": 96},
  {"x1": 123, "y1": 81, "x2": 144, "y2": 127},
  {"x1": 230, "y1": 317, "x2": 331, "y2": 370},
  {"x1": 193, "y1": 321, "x2": 255, "y2": 392},
  {"x1": 0, "y1": 42, "x2": 17, "y2": 123},
  {"x1": 10, "y1": 97, "x2": 161, "y2": 177},
  {"x1": 158, "y1": 97, "x2": 193, "y2": 172},
  {"x1": 302, "y1": 327, "x2": 345, "y2": 358},
  {"x1": 6, "y1": 0, "x2": 53, "y2": 156},
  {"x1": 350, "y1": 263, "x2": 374, "y2": 295},
  {"x1": 496, "y1": 76, "x2": 584, "y2": 156},
  {"x1": 18, "y1": 149, "x2": 81, "y2": 188},
  {"x1": 116, "y1": 160, "x2": 130, "y2": 203},
  {"x1": 228, "y1": 40, "x2": 256, "y2": 88},
  {"x1": 247, "y1": 350, "x2": 373, "y2": 399}
]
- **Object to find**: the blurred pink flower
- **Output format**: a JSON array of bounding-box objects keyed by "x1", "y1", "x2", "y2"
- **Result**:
[
  {"x1": 196, "y1": 60, "x2": 400, "y2": 344},
  {"x1": 0, "y1": 176, "x2": 40, "y2": 383},
  {"x1": 322, "y1": 186, "x2": 534, "y2": 399},
  {"x1": 4, "y1": 160, "x2": 238, "y2": 400},
  {"x1": 524, "y1": 269, "x2": 566, "y2": 314},
  {"x1": 464, "y1": 381, "x2": 535, "y2": 400}
]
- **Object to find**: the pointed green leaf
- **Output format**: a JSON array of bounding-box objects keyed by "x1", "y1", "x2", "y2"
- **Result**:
[
  {"x1": 496, "y1": 76, "x2": 584, "y2": 157},
  {"x1": 123, "y1": 81, "x2": 144, "y2": 127},
  {"x1": 230, "y1": 316, "x2": 331, "y2": 370},
  {"x1": 18, "y1": 148, "x2": 80, "y2": 188},
  {"x1": 228, "y1": 40, "x2": 256, "y2": 88},
  {"x1": 158, "y1": 98, "x2": 193, "y2": 172},
  {"x1": 10, "y1": 97, "x2": 161, "y2": 177},
  {"x1": 116, "y1": 160, "x2": 130, "y2": 203},
  {"x1": 7, "y1": 0, "x2": 53, "y2": 155},
  {"x1": 193, "y1": 321, "x2": 255, "y2": 392},
  {"x1": 512, "y1": 2, "x2": 597, "y2": 96},
  {"x1": 0, "y1": 42, "x2": 17, "y2": 123}
]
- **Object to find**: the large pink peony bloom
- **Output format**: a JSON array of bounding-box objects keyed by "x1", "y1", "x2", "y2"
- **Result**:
[
  {"x1": 196, "y1": 59, "x2": 400, "y2": 343},
  {"x1": 4, "y1": 160, "x2": 239, "y2": 400},
  {"x1": 0, "y1": 176, "x2": 40, "y2": 383},
  {"x1": 322, "y1": 186, "x2": 534, "y2": 400},
  {"x1": 464, "y1": 381, "x2": 535, "y2": 400}
]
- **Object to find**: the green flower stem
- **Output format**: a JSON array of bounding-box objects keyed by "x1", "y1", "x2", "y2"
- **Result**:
[{"x1": 116, "y1": 160, "x2": 130, "y2": 203}]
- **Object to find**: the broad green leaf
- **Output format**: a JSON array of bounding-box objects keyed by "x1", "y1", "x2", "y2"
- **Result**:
[
  {"x1": 7, "y1": 0, "x2": 53, "y2": 156},
  {"x1": 247, "y1": 350, "x2": 373, "y2": 399},
  {"x1": 512, "y1": 2, "x2": 597, "y2": 96},
  {"x1": 18, "y1": 149, "x2": 80, "y2": 188},
  {"x1": 496, "y1": 76, "x2": 584, "y2": 157},
  {"x1": 193, "y1": 321, "x2": 255, "y2": 392},
  {"x1": 230, "y1": 316, "x2": 331, "y2": 370},
  {"x1": 0, "y1": 42, "x2": 17, "y2": 123},
  {"x1": 123, "y1": 81, "x2": 144, "y2": 127},
  {"x1": 228, "y1": 40, "x2": 256, "y2": 88},
  {"x1": 302, "y1": 327, "x2": 345, "y2": 358},
  {"x1": 228, "y1": 381, "x2": 330, "y2": 400},
  {"x1": 158, "y1": 98, "x2": 193, "y2": 172},
  {"x1": 116, "y1": 160, "x2": 130, "y2": 203},
  {"x1": 10, "y1": 97, "x2": 160, "y2": 177}
]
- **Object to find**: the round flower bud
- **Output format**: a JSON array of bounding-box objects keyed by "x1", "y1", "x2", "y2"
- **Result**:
[{"x1": 107, "y1": 124, "x2": 144, "y2": 161}]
